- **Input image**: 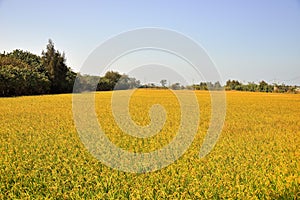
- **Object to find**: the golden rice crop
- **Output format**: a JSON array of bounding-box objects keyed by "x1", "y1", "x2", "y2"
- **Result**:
[{"x1": 0, "y1": 90, "x2": 299, "y2": 199}]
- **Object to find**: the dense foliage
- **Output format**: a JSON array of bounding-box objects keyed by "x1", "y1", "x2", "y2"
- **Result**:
[
  {"x1": 41, "y1": 40, "x2": 76, "y2": 94},
  {"x1": 0, "y1": 54, "x2": 50, "y2": 96},
  {"x1": 97, "y1": 71, "x2": 140, "y2": 91},
  {"x1": 0, "y1": 40, "x2": 75, "y2": 97}
]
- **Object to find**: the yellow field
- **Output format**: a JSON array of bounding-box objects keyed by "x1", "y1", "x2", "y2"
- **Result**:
[{"x1": 0, "y1": 90, "x2": 299, "y2": 199}]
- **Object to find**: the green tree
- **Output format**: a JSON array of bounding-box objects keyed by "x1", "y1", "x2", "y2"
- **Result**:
[
  {"x1": 226, "y1": 80, "x2": 242, "y2": 90},
  {"x1": 199, "y1": 82, "x2": 208, "y2": 90},
  {"x1": 42, "y1": 39, "x2": 75, "y2": 93},
  {"x1": 213, "y1": 81, "x2": 223, "y2": 90},
  {"x1": 0, "y1": 55, "x2": 50, "y2": 96},
  {"x1": 115, "y1": 74, "x2": 140, "y2": 90},
  {"x1": 160, "y1": 79, "x2": 167, "y2": 87},
  {"x1": 97, "y1": 77, "x2": 112, "y2": 91},
  {"x1": 97, "y1": 71, "x2": 121, "y2": 91},
  {"x1": 6, "y1": 49, "x2": 44, "y2": 72},
  {"x1": 246, "y1": 82, "x2": 258, "y2": 92},
  {"x1": 73, "y1": 74, "x2": 99, "y2": 92},
  {"x1": 170, "y1": 83, "x2": 181, "y2": 90},
  {"x1": 258, "y1": 80, "x2": 272, "y2": 92}
]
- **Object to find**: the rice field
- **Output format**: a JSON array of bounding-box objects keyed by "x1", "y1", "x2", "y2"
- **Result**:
[{"x1": 0, "y1": 90, "x2": 299, "y2": 199}]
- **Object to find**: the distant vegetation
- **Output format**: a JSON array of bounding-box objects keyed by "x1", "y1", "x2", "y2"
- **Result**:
[
  {"x1": 74, "y1": 71, "x2": 140, "y2": 93},
  {"x1": 0, "y1": 40, "x2": 299, "y2": 97},
  {"x1": 191, "y1": 80, "x2": 299, "y2": 93}
]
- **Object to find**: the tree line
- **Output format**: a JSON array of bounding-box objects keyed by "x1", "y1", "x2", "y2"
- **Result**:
[
  {"x1": 190, "y1": 80, "x2": 299, "y2": 93},
  {"x1": 0, "y1": 40, "x2": 75, "y2": 96},
  {"x1": 74, "y1": 71, "x2": 140, "y2": 92},
  {"x1": 0, "y1": 40, "x2": 299, "y2": 97},
  {"x1": 142, "y1": 80, "x2": 299, "y2": 93},
  {"x1": 224, "y1": 80, "x2": 299, "y2": 93},
  {"x1": 0, "y1": 40, "x2": 140, "y2": 97}
]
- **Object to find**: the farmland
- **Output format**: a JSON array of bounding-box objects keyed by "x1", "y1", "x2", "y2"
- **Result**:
[{"x1": 0, "y1": 90, "x2": 299, "y2": 199}]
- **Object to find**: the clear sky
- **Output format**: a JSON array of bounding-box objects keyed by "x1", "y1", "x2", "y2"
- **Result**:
[{"x1": 0, "y1": 0, "x2": 300, "y2": 85}]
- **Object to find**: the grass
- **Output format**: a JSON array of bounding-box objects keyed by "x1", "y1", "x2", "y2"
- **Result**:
[{"x1": 0, "y1": 90, "x2": 299, "y2": 199}]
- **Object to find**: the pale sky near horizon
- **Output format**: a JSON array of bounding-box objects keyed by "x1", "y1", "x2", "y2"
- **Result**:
[{"x1": 0, "y1": 0, "x2": 299, "y2": 85}]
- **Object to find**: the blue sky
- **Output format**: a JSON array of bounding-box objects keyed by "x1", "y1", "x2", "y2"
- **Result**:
[{"x1": 0, "y1": 0, "x2": 300, "y2": 85}]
